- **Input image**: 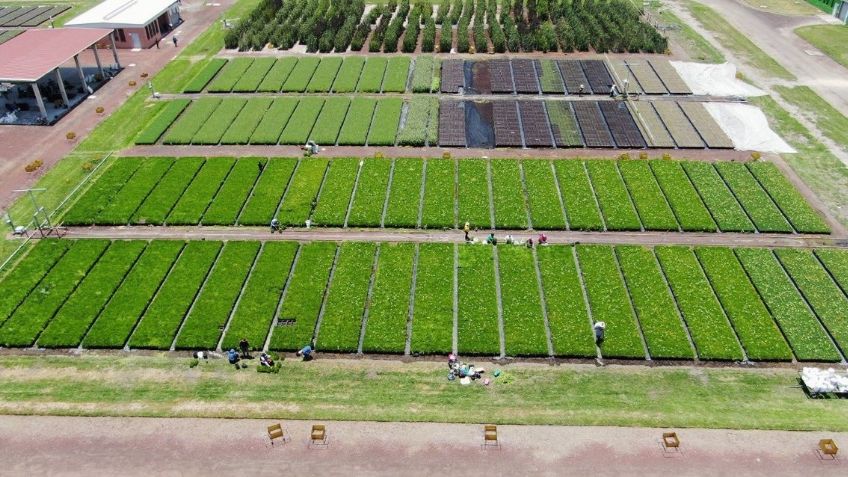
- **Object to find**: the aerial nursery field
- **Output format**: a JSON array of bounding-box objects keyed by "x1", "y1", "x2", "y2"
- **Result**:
[
  {"x1": 137, "y1": 96, "x2": 436, "y2": 147},
  {"x1": 62, "y1": 157, "x2": 829, "y2": 234},
  {"x1": 224, "y1": 0, "x2": 667, "y2": 54},
  {"x1": 2, "y1": 239, "x2": 846, "y2": 363}
]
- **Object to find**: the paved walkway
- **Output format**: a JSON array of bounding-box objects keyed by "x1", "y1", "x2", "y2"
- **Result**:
[
  {"x1": 1, "y1": 416, "x2": 845, "y2": 476},
  {"x1": 0, "y1": 0, "x2": 234, "y2": 211},
  {"x1": 59, "y1": 225, "x2": 847, "y2": 248}
]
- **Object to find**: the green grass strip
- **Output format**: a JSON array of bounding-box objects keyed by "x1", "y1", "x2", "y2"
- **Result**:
[
  {"x1": 202, "y1": 158, "x2": 265, "y2": 225},
  {"x1": 0, "y1": 240, "x2": 109, "y2": 347},
  {"x1": 777, "y1": 249, "x2": 848, "y2": 355},
  {"x1": 655, "y1": 246, "x2": 743, "y2": 360},
  {"x1": 310, "y1": 97, "x2": 350, "y2": 145},
  {"x1": 312, "y1": 158, "x2": 359, "y2": 226},
  {"x1": 278, "y1": 158, "x2": 328, "y2": 226},
  {"x1": 191, "y1": 98, "x2": 247, "y2": 145},
  {"x1": 748, "y1": 162, "x2": 829, "y2": 234},
  {"x1": 82, "y1": 241, "x2": 184, "y2": 349},
  {"x1": 737, "y1": 248, "x2": 840, "y2": 362},
  {"x1": 385, "y1": 158, "x2": 424, "y2": 228},
  {"x1": 37, "y1": 241, "x2": 147, "y2": 348},
  {"x1": 282, "y1": 56, "x2": 320, "y2": 92},
  {"x1": 585, "y1": 161, "x2": 641, "y2": 231},
  {"x1": 490, "y1": 159, "x2": 528, "y2": 230},
  {"x1": 650, "y1": 160, "x2": 716, "y2": 232},
  {"x1": 183, "y1": 58, "x2": 227, "y2": 93},
  {"x1": 498, "y1": 246, "x2": 549, "y2": 356},
  {"x1": 576, "y1": 245, "x2": 644, "y2": 359},
  {"x1": 426, "y1": 97, "x2": 439, "y2": 145},
  {"x1": 129, "y1": 241, "x2": 222, "y2": 350},
  {"x1": 367, "y1": 98, "x2": 403, "y2": 146},
  {"x1": 458, "y1": 159, "x2": 491, "y2": 230},
  {"x1": 816, "y1": 249, "x2": 848, "y2": 295},
  {"x1": 538, "y1": 59, "x2": 565, "y2": 93},
  {"x1": 536, "y1": 245, "x2": 596, "y2": 357},
  {"x1": 357, "y1": 57, "x2": 388, "y2": 92},
  {"x1": 421, "y1": 159, "x2": 455, "y2": 229},
  {"x1": 316, "y1": 242, "x2": 376, "y2": 353},
  {"x1": 269, "y1": 242, "x2": 337, "y2": 351},
  {"x1": 232, "y1": 57, "x2": 276, "y2": 92},
  {"x1": 250, "y1": 97, "x2": 298, "y2": 145},
  {"x1": 167, "y1": 158, "x2": 235, "y2": 225},
  {"x1": 554, "y1": 160, "x2": 603, "y2": 231},
  {"x1": 546, "y1": 101, "x2": 583, "y2": 147},
  {"x1": 220, "y1": 98, "x2": 273, "y2": 145},
  {"x1": 616, "y1": 246, "x2": 693, "y2": 359},
  {"x1": 618, "y1": 161, "x2": 678, "y2": 231},
  {"x1": 175, "y1": 242, "x2": 261, "y2": 350},
  {"x1": 208, "y1": 57, "x2": 254, "y2": 92},
  {"x1": 337, "y1": 98, "x2": 377, "y2": 146},
  {"x1": 279, "y1": 97, "x2": 324, "y2": 145},
  {"x1": 162, "y1": 98, "x2": 221, "y2": 144},
  {"x1": 332, "y1": 57, "x2": 366, "y2": 93},
  {"x1": 348, "y1": 159, "x2": 391, "y2": 227},
  {"x1": 133, "y1": 158, "x2": 204, "y2": 225},
  {"x1": 257, "y1": 57, "x2": 298, "y2": 92},
  {"x1": 457, "y1": 245, "x2": 500, "y2": 355},
  {"x1": 397, "y1": 97, "x2": 430, "y2": 146},
  {"x1": 0, "y1": 240, "x2": 72, "y2": 328},
  {"x1": 221, "y1": 242, "x2": 298, "y2": 350},
  {"x1": 96, "y1": 158, "x2": 174, "y2": 225},
  {"x1": 306, "y1": 57, "x2": 343, "y2": 93},
  {"x1": 382, "y1": 56, "x2": 411, "y2": 92},
  {"x1": 362, "y1": 243, "x2": 414, "y2": 353},
  {"x1": 411, "y1": 56, "x2": 434, "y2": 93},
  {"x1": 63, "y1": 158, "x2": 143, "y2": 226},
  {"x1": 239, "y1": 158, "x2": 297, "y2": 225},
  {"x1": 410, "y1": 243, "x2": 454, "y2": 354},
  {"x1": 522, "y1": 160, "x2": 566, "y2": 230},
  {"x1": 682, "y1": 161, "x2": 753, "y2": 232},
  {"x1": 696, "y1": 247, "x2": 792, "y2": 361},
  {"x1": 715, "y1": 162, "x2": 792, "y2": 233},
  {"x1": 135, "y1": 99, "x2": 190, "y2": 145}
]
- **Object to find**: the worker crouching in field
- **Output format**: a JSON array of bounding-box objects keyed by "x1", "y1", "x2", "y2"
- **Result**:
[{"x1": 296, "y1": 344, "x2": 314, "y2": 361}]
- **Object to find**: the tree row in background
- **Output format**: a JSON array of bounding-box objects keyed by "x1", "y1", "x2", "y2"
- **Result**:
[{"x1": 225, "y1": 0, "x2": 668, "y2": 54}]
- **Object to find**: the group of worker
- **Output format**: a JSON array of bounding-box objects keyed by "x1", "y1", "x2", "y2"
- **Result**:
[
  {"x1": 464, "y1": 222, "x2": 548, "y2": 247},
  {"x1": 221, "y1": 337, "x2": 314, "y2": 369}
]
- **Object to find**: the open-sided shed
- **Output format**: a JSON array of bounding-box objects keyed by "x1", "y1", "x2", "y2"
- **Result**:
[{"x1": 0, "y1": 28, "x2": 121, "y2": 125}]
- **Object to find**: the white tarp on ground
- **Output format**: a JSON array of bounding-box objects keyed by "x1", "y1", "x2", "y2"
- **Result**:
[
  {"x1": 703, "y1": 102, "x2": 795, "y2": 153},
  {"x1": 801, "y1": 367, "x2": 848, "y2": 394},
  {"x1": 670, "y1": 62, "x2": 766, "y2": 97}
]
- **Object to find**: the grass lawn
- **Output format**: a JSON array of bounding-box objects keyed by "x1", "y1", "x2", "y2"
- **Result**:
[
  {"x1": 685, "y1": 1, "x2": 795, "y2": 80},
  {"x1": 0, "y1": 355, "x2": 846, "y2": 431},
  {"x1": 656, "y1": 8, "x2": 725, "y2": 63},
  {"x1": 795, "y1": 25, "x2": 848, "y2": 70},
  {"x1": 740, "y1": 0, "x2": 819, "y2": 15},
  {"x1": 775, "y1": 85, "x2": 848, "y2": 153},
  {"x1": 750, "y1": 95, "x2": 848, "y2": 228},
  {"x1": 1, "y1": 155, "x2": 112, "y2": 236}
]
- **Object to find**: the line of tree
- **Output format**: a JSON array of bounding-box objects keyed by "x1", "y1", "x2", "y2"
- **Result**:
[{"x1": 225, "y1": 0, "x2": 667, "y2": 54}]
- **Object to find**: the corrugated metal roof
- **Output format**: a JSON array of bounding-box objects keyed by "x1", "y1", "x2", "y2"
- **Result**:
[
  {"x1": 65, "y1": 0, "x2": 178, "y2": 28},
  {"x1": 0, "y1": 28, "x2": 113, "y2": 82}
]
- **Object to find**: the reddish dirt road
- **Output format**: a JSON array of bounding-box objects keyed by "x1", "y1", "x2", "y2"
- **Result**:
[
  {"x1": 57, "y1": 224, "x2": 847, "y2": 248},
  {"x1": 1, "y1": 416, "x2": 845, "y2": 476}
]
